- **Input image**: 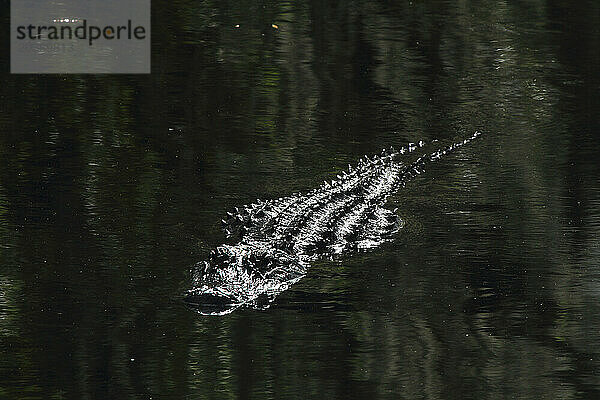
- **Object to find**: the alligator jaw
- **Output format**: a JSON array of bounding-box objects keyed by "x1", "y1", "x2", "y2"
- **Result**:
[{"x1": 184, "y1": 288, "x2": 242, "y2": 316}]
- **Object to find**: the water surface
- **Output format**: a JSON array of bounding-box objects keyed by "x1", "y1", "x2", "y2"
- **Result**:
[{"x1": 1, "y1": 1, "x2": 599, "y2": 399}]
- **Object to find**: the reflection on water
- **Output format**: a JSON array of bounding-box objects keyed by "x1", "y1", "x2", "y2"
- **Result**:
[{"x1": 1, "y1": 0, "x2": 599, "y2": 399}]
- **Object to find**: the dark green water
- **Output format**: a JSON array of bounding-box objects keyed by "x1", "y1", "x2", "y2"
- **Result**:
[{"x1": 1, "y1": 1, "x2": 600, "y2": 399}]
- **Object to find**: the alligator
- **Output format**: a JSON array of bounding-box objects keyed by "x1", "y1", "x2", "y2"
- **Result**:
[{"x1": 185, "y1": 132, "x2": 482, "y2": 315}]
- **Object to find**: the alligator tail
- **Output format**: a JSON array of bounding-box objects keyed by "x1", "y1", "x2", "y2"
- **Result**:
[{"x1": 395, "y1": 131, "x2": 482, "y2": 185}]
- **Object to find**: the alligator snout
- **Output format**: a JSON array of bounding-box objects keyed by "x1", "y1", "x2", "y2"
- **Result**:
[{"x1": 184, "y1": 290, "x2": 240, "y2": 315}]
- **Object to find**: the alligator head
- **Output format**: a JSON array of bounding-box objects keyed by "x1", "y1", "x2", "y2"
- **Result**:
[{"x1": 185, "y1": 242, "x2": 307, "y2": 315}]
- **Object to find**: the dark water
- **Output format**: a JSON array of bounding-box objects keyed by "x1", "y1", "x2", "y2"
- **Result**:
[{"x1": 1, "y1": 1, "x2": 600, "y2": 399}]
